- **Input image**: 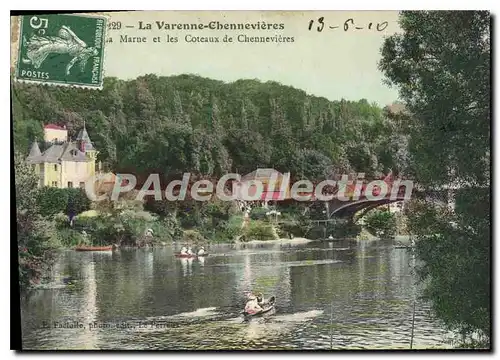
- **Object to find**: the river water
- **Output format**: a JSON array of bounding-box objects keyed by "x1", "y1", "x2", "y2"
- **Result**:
[{"x1": 20, "y1": 240, "x2": 453, "y2": 350}]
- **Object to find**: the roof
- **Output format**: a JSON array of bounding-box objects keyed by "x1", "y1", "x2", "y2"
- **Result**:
[
  {"x1": 76, "y1": 127, "x2": 94, "y2": 150},
  {"x1": 258, "y1": 191, "x2": 288, "y2": 200},
  {"x1": 241, "y1": 168, "x2": 283, "y2": 181},
  {"x1": 27, "y1": 141, "x2": 89, "y2": 164},
  {"x1": 28, "y1": 140, "x2": 41, "y2": 158},
  {"x1": 44, "y1": 124, "x2": 66, "y2": 130}
]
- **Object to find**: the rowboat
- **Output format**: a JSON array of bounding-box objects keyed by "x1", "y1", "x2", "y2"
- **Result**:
[
  {"x1": 174, "y1": 253, "x2": 209, "y2": 258},
  {"x1": 75, "y1": 245, "x2": 113, "y2": 252},
  {"x1": 243, "y1": 305, "x2": 275, "y2": 318},
  {"x1": 243, "y1": 296, "x2": 276, "y2": 319},
  {"x1": 175, "y1": 254, "x2": 196, "y2": 258}
]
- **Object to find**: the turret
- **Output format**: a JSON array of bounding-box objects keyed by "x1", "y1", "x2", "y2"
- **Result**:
[
  {"x1": 76, "y1": 121, "x2": 99, "y2": 177},
  {"x1": 77, "y1": 122, "x2": 92, "y2": 151},
  {"x1": 28, "y1": 139, "x2": 41, "y2": 159},
  {"x1": 76, "y1": 121, "x2": 99, "y2": 158}
]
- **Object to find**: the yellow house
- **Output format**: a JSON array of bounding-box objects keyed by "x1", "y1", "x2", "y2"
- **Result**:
[{"x1": 27, "y1": 123, "x2": 99, "y2": 188}]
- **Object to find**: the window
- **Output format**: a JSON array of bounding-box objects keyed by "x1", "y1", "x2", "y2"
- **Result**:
[
  {"x1": 79, "y1": 182, "x2": 85, "y2": 189},
  {"x1": 51, "y1": 181, "x2": 58, "y2": 187},
  {"x1": 54, "y1": 164, "x2": 57, "y2": 171},
  {"x1": 68, "y1": 182, "x2": 73, "y2": 188}
]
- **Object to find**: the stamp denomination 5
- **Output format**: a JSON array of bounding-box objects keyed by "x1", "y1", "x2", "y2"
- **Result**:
[{"x1": 14, "y1": 13, "x2": 108, "y2": 89}]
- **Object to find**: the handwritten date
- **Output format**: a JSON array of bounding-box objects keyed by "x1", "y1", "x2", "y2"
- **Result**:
[{"x1": 308, "y1": 17, "x2": 388, "y2": 32}]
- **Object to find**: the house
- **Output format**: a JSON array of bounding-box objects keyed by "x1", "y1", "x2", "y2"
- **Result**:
[
  {"x1": 43, "y1": 123, "x2": 69, "y2": 143},
  {"x1": 235, "y1": 168, "x2": 291, "y2": 206},
  {"x1": 27, "y1": 123, "x2": 99, "y2": 188}
]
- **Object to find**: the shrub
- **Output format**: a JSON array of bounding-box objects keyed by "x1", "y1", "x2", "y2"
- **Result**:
[
  {"x1": 206, "y1": 215, "x2": 244, "y2": 243},
  {"x1": 250, "y1": 207, "x2": 269, "y2": 220},
  {"x1": 244, "y1": 220, "x2": 277, "y2": 240},
  {"x1": 120, "y1": 209, "x2": 158, "y2": 222},
  {"x1": 15, "y1": 153, "x2": 59, "y2": 289},
  {"x1": 223, "y1": 215, "x2": 244, "y2": 240},
  {"x1": 71, "y1": 207, "x2": 183, "y2": 246},
  {"x1": 56, "y1": 228, "x2": 88, "y2": 247},
  {"x1": 148, "y1": 220, "x2": 174, "y2": 243},
  {"x1": 328, "y1": 220, "x2": 362, "y2": 239},
  {"x1": 278, "y1": 215, "x2": 312, "y2": 238},
  {"x1": 364, "y1": 209, "x2": 397, "y2": 239},
  {"x1": 36, "y1": 187, "x2": 91, "y2": 218},
  {"x1": 17, "y1": 211, "x2": 59, "y2": 288},
  {"x1": 53, "y1": 212, "x2": 70, "y2": 229},
  {"x1": 203, "y1": 201, "x2": 232, "y2": 220},
  {"x1": 183, "y1": 229, "x2": 205, "y2": 243}
]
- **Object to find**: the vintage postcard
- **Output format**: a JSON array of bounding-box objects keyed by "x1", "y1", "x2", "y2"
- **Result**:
[{"x1": 11, "y1": 10, "x2": 491, "y2": 351}]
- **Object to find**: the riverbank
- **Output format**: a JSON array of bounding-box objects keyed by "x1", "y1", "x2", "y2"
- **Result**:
[
  {"x1": 58, "y1": 237, "x2": 315, "y2": 250},
  {"x1": 243, "y1": 237, "x2": 313, "y2": 245}
]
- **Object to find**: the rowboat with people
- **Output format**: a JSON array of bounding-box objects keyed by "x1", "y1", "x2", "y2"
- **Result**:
[
  {"x1": 175, "y1": 245, "x2": 208, "y2": 258},
  {"x1": 242, "y1": 292, "x2": 276, "y2": 320}
]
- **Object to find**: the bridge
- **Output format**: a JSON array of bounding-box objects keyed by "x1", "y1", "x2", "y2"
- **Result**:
[
  {"x1": 326, "y1": 184, "x2": 411, "y2": 219},
  {"x1": 317, "y1": 177, "x2": 453, "y2": 220},
  {"x1": 235, "y1": 169, "x2": 455, "y2": 222}
]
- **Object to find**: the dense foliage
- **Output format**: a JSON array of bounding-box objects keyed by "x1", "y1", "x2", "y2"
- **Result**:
[
  {"x1": 380, "y1": 11, "x2": 490, "y2": 346},
  {"x1": 12, "y1": 75, "x2": 405, "y2": 181},
  {"x1": 15, "y1": 152, "x2": 58, "y2": 289},
  {"x1": 363, "y1": 209, "x2": 396, "y2": 239},
  {"x1": 13, "y1": 75, "x2": 410, "y2": 254},
  {"x1": 36, "y1": 187, "x2": 91, "y2": 218},
  {"x1": 72, "y1": 199, "x2": 177, "y2": 247},
  {"x1": 243, "y1": 220, "x2": 277, "y2": 241}
]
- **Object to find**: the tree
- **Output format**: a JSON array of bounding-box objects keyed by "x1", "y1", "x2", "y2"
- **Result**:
[
  {"x1": 15, "y1": 152, "x2": 57, "y2": 288},
  {"x1": 379, "y1": 11, "x2": 490, "y2": 346},
  {"x1": 289, "y1": 148, "x2": 332, "y2": 181},
  {"x1": 363, "y1": 209, "x2": 396, "y2": 239},
  {"x1": 269, "y1": 98, "x2": 295, "y2": 170},
  {"x1": 36, "y1": 187, "x2": 91, "y2": 218}
]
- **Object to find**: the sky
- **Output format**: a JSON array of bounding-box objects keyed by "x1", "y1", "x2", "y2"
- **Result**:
[{"x1": 102, "y1": 11, "x2": 402, "y2": 106}]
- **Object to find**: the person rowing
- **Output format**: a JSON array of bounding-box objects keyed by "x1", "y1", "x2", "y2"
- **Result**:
[
  {"x1": 187, "y1": 246, "x2": 194, "y2": 256},
  {"x1": 198, "y1": 246, "x2": 206, "y2": 256},
  {"x1": 256, "y1": 292, "x2": 265, "y2": 307},
  {"x1": 244, "y1": 294, "x2": 263, "y2": 315},
  {"x1": 180, "y1": 244, "x2": 188, "y2": 255}
]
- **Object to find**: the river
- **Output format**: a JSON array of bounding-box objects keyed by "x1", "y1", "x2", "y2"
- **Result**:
[{"x1": 20, "y1": 239, "x2": 453, "y2": 350}]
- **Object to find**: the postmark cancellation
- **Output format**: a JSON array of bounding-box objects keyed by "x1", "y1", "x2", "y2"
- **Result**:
[{"x1": 13, "y1": 13, "x2": 108, "y2": 90}]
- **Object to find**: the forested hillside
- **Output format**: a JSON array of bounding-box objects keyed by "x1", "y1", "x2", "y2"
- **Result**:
[{"x1": 12, "y1": 74, "x2": 406, "y2": 180}]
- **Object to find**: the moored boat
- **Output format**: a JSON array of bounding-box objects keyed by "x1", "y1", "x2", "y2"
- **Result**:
[{"x1": 75, "y1": 245, "x2": 113, "y2": 252}]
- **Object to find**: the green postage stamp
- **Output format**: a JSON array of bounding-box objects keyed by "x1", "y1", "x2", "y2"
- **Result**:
[{"x1": 14, "y1": 13, "x2": 107, "y2": 89}]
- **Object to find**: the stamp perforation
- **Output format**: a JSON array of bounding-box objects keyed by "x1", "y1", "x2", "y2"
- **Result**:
[{"x1": 12, "y1": 12, "x2": 110, "y2": 90}]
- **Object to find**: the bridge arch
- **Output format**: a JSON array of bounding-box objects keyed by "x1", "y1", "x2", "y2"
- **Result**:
[{"x1": 329, "y1": 196, "x2": 407, "y2": 218}]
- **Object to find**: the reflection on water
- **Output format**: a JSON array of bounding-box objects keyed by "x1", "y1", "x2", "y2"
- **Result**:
[{"x1": 20, "y1": 240, "x2": 452, "y2": 350}]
